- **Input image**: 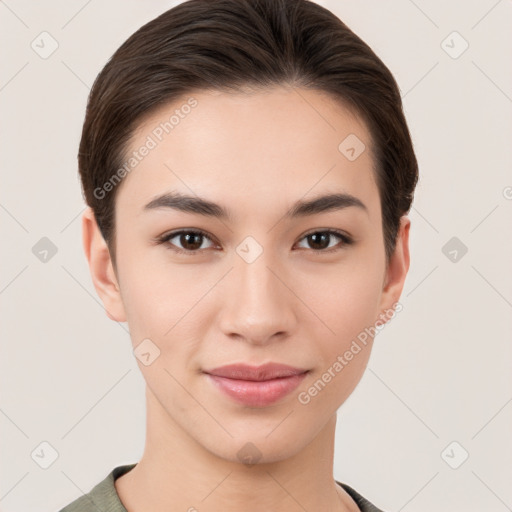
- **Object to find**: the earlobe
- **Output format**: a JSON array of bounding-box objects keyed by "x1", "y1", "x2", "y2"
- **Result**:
[
  {"x1": 82, "y1": 207, "x2": 127, "y2": 322},
  {"x1": 377, "y1": 216, "x2": 411, "y2": 321}
]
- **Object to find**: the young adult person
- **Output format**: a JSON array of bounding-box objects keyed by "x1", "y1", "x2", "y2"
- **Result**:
[{"x1": 59, "y1": 0, "x2": 418, "y2": 510}]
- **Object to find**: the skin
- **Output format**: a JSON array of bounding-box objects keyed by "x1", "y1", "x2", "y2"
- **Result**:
[{"x1": 82, "y1": 85, "x2": 410, "y2": 512}]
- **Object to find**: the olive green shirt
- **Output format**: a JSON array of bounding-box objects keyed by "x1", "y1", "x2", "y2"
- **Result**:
[{"x1": 59, "y1": 463, "x2": 385, "y2": 511}]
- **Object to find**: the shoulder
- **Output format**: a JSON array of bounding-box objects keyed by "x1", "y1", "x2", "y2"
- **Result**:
[
  {"x1": 57, "y1": 466, "x2": 382, "y2": 512},
  {"x1": 58, "y1": 463, "x2": 137, "y2": 512},
  {"x1": 336, "y1": 481, "x2": 387, "y2": 512}
]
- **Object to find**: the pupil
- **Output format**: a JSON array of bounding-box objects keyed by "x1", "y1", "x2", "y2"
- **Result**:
[
  {"x1": 182, "y1": 233, "x2": 202, "y2": 250},
  {"x1": 310, "y1": 233, "x2": 329, "y2": 250}
]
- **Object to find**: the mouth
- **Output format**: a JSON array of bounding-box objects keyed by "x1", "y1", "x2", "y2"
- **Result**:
[{"x1": 203, "y1": 363, "x2": 309, "y2": 407}]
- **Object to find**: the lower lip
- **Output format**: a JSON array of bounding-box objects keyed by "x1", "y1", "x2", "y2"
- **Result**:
[{"x1": 206, "y1": 373, "x2": 308, "y2": 407}]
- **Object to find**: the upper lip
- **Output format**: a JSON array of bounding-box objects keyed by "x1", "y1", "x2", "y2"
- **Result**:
[{"x1": 204, "y1": 363, "x2": 309, "y2": 381}]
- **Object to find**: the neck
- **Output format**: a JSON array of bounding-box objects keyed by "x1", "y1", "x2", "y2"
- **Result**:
[{"x1": 115, "y1": 386, "x2": 360, "y2": 512}]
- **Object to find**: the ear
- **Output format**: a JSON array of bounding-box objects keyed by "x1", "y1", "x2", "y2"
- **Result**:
[
  {"x1": 377, "y1": 215, "x2": 411, "y2": 320},
  {"x1": 82, "y1": 207, "x2": 127, "y2": 322}
]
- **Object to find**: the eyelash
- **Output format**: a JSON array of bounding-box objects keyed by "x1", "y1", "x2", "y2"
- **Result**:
[{"x1": 155, "y1": 228, "x2": 354, "y2": 255}]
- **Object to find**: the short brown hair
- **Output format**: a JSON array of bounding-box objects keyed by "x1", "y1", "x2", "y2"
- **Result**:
[{"x1": 78, "y1": 0, "x2": 418, "y2": 268}]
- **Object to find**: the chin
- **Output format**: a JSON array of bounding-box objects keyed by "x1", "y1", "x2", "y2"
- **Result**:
[{"x1": 189, "y1": 414, "x2": 326, "y2": 466}]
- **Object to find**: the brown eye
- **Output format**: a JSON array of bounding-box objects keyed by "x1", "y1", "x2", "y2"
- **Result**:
[
  {"x1": 158, "y1": 230, "x2": 215, "y2": 254},
  {"x1": 177, "y1": 232, "x2": 205, "y2": 251},
  {"x1": 306, "y1": 232, "x2": 331, "y2": 250},
  {"x1": 157, "y1": 228, "x2": 353, "y2": 256},
  {"x1": 296, "y1": 230, "x2": 353, "y2": 252}
]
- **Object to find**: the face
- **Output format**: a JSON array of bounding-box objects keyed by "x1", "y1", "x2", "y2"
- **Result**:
[{"x1": 84, "y1": 86, "x2": 409, "y2": 464}]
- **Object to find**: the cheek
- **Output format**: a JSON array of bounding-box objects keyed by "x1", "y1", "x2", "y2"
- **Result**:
[
  {"x1": 117, "y1": 265, "x2": 174, "y2": 347},
  {"x1": 118, "y1": 259, "x2": 217, "y2": 353},
  {"x1": 295, "y1": 268, "x2": 381, "y2": 409},
  {"x1": 296, "y1": 259, "x2": 384, "y2": 346}
]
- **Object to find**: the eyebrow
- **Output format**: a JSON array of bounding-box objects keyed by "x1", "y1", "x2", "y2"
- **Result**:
[{"x1": 143, "y1": 191, "x2": 368, "y2": 220}]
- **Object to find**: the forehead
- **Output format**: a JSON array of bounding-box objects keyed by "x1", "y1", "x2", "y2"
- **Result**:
[{"x1": 115, "y1": 86, "x2": 379, "y2": 222}]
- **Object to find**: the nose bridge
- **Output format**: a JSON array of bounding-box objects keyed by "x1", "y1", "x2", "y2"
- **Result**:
[{"x1": 218, "y1": 247, "x2": 295, "y2": 344}]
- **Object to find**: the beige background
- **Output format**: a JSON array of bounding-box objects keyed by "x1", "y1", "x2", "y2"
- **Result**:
[{"x1": 1, "y1": 1, "x2": 511, "y2": 511}]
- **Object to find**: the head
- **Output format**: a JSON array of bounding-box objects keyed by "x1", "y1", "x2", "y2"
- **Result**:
[{"x1": 81, "y1": 0, "x2": 417, "y2": 463}]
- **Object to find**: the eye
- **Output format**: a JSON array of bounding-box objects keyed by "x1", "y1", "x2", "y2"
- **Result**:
[
  {"x1": 295, "y1": 229, "x2": 353, "y2": 253},
  {"x1": 156, "y1": 228, "x2": 353, "y2": 255},
  {"x1": 157, "y1": 229, "x2": 217, "y2": 254}
]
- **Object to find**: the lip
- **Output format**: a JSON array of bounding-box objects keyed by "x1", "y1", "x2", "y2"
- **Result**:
[{"x1": 203, "y1": 363, "x2": 309, "y2": 407}]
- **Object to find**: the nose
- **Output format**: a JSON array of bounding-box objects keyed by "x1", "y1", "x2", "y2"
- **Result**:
[{"x1": 217, "y1": 251, "x2": 297, "y2": 346}]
